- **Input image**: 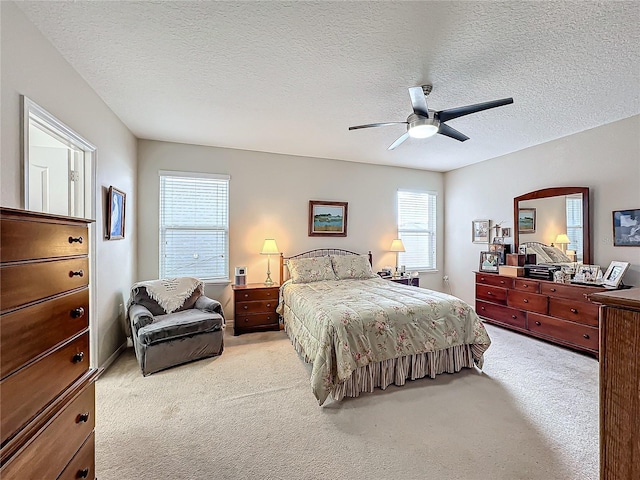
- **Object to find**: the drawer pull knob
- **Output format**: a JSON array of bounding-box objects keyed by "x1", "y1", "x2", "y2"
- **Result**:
[
  {"x1": 523, "y1": 284, "x2": 528, "y2": 288},
  {"x1": 76, "y1": 412, "x2": 90, "y2": 423},
  {"x1": 77, "y1": 468, "x2": 89, "y2": 479},
  {"x1": 523, "y1": 299, "x2": 529, "y2": 303},
  {"x1": 266, "y1": 316, "x2": 271, "y2": 320},
  {"x1": 535, "y1": 321, "x2": 541, "y2": 326},
  {"x1": 500, "y1": 281, "x2": 505, "y2": 284},
  {"x1": 480, "y1": 277, "x2": 485, "y2": 281},
  {"x1": 481, "y1": 307, "x2": 485, "y2": 310},
  {"x1": 570, "y1": 308, "x2": 578, "y2": 314},
  {"x1": 243, "y1": 305, "x2": 248, "y2": 310},
  {"x1": 550, "y1": 288, "x2": 556, "y2": 292},
  {"x1": 244, "y1": 318, "x2": 249, "y2": 323},
  {"x1": 72, "y1": 352, "x2": 85, "y2": 363},
  {"x1": 71, "y1": 307, "x2": 85, "y2": 319},
  {"x1": 244, "y1": 293, "x2": 249, "y2": 298},
  {"x1": 69, "y1": 270, "x2": 84, "y2": 277},
  {"x1": 487, "y1": 292, "x2": 492, "y2": 295},
  {"x1": 266, "y1": 303, "x2": 271, "y2": 308},
  {"x1": 511, "y1": 315, "x2": 517, "y2": 319},
  {"x1": 68, "y1": 236, "x2": 83, "y2": 244},
  {"x1": 583, "y1": 334, "x2": 590, "y2": 339}
]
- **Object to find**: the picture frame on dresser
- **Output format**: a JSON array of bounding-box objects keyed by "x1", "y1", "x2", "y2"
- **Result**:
[
  {"x1": 479, "y1": 251, "x2": 499, "y2": 272},
  {"x1": 602, "y1": 261, "x2": 630, "y2": 288}
]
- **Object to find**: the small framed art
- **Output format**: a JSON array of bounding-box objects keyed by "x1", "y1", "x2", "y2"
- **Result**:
[
  {"x1": 308, "y1": 200, "x2": 348, "y2": 237},
  {"x1": 602, "y1": 261, "x2": 630, "y2": 288},
  {"x1": 479, "y1": 251, "x2": 499, "y2": 272},
  {"x1": 472, "y1": 220, "x2": 489, "y2": 243},
  {"x1": 518, "y1": 208, "x2": 536, "y2": 234},
  {"x1": 612, "y1": 209, "x2": 640, "y2": 246},
  {"x1": 107, "y1": 186, "x2": 126, "y2": 240}
]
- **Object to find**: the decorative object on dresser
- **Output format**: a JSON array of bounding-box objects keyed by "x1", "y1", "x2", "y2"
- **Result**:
[
  {"x1": 506, "y1": 253, "x2": 536, "y2": 267},
  {"x1": 589, "y1": 288, "x2": 640, "y2": 480},
  {"x1": 472, "y1": 219, "x2": 489, "y2": 243},
  {"x1": 389, "y1": 238, "x2": 406, "y2": 277},
  {"x1": 479, "y1": 251, "x2": 499, "y2": 272},
  {"x1": 126, "y1": 278, "x2": 225, "y2": 376},
  {"x1": 308, "y1": 200, "x2": 348, "y2": 237},
  {"x1": 612, "y1": 208, "x2": 640, "y2": 247},
  {"x1": 260, "y1": 238, "x2": 280, "y2": 286},
  {"x1": 232, "y1": 283, "x2": 280, "y2": 335},
  {"x1": 0, "y1": 207, "x2": 99, "y2": 479},
  {"x1": 106, "y1": 186, "x2": 126, "y2": 240},
  {"x1": 475, "y1": 271, "x2": 607, "y2": 356},
  {"x1": 602, "y1": 261, "x2": 630, "y2": 289},
  {"x1": 489, "y1": 242, "x2": 510, "y2": 264}
]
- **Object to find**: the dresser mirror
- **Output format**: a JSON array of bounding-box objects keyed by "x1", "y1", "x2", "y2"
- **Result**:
[{"x1": 514, "y1": 187, "x2": 591, "y2": 265}]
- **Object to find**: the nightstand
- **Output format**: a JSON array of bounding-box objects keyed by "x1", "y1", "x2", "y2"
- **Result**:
[
  {"x1": 232, "y1": 283, "x2": 280, "y2": 335},
  {"x1": 382, "y1": 276, "x2": 419, "y2": 287}
]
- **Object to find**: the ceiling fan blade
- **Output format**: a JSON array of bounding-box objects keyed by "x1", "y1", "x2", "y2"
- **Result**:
[
  {"x1": 438, "y1": 123, "x2": 470, "y2": 142},
  {"x1": 437, "y1": 97, "x2": 513, "y2": 123},
  {"x1": 388, "y1": 131, "x2": 410, "y2": 150},
  {"x1": 408, "y1": 86, "x2": 429, "y2": 117},
  {"x1": 348, "y1": 122, "x2": 407, "y2": 130}
]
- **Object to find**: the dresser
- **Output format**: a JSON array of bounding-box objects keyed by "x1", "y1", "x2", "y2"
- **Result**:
[
  {"x1": 590, "y1": 288, "x2": 640, "y2": 480},
  {"x1": 0, "y1": 207, "x2": 98, "y2": 479},
  {"x1": 475, "y1": 272, "x2": 607, "y2": 355},
  {"x1": 232, "y1": 283, "x2": 280, "y2": 335}
]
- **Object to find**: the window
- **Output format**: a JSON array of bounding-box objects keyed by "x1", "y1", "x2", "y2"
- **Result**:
[
  {"x1": 566, "y1": 195, "x2": 583, "y2": 261},
  {"x1": 159, "y1": 171, "x2": 229, "y2": 281},
  {"x1": 396, "y1": 190, "x2": 437, "y2": 271}
]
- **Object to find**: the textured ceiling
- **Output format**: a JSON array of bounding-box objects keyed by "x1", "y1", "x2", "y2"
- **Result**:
[{"x1": 17, "y1": 1, "x2": 640, "y2": 172}]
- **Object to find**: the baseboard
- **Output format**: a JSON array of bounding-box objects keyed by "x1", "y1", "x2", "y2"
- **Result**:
[{"x1": 97, "y1": 342, "x2": 127, "y2": 378}]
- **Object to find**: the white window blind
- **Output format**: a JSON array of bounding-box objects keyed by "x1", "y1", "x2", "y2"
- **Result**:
[
  {"x1": 159, "y1": 171, "x2": 229, "y2": 280},
  {"x1": 397, "y1": 190, "x2": 437, "y2": 271},
  {"x1": 566, "y1": 195, "x2": 583, "y2": 261}
]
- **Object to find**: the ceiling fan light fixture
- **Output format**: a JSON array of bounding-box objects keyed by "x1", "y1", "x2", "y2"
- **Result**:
[{"x1": 408, "y1": 123, "x2": 438, "y2": 139}]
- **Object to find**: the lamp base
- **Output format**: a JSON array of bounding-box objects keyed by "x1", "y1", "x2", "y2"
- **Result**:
[{"x1": 264, "y1": 277, "x2": 274, "y2": 286}]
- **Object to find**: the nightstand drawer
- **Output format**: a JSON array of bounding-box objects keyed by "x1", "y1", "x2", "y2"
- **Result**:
[
  {"x1": 236, "y1": 313, "x2": 279, "y2": 329},
  {"x1": 235, "y1": 299, "x2": 277, "y2": 314},
  {"x1": 234, "y1": 288, "x2": 278, "y2": 302}
]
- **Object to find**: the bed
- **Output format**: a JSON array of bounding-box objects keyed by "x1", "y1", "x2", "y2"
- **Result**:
[
  {"x1": 521, "y1": 241, "x2": 576, "y2": 265},
  {"x1": 276, "y1": 249, "x2": 491, "y2": 405}
]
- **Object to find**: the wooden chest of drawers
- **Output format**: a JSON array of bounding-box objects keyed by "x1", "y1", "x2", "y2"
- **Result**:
[
  {"x1": 232, "y1": 283, "x2": 280, "y2": 335},
  {"x1": 0, "y1": 207, "x2": 98, "y2": 479},
  {"x1": 475, "y1": 271, "x2": 606, "y2": 355}
]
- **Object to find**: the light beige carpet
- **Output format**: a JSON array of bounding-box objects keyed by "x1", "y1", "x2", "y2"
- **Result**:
[{"x1": 96, "y1": 324, "x2": 598, "y2": 480}]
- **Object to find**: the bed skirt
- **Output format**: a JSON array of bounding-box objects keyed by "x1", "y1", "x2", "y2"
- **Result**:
[{"x1": 284, "y1": 323, "x2": 484, "y2": 403}]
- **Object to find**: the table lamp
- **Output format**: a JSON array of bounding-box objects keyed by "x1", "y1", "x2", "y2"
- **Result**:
[
  {"x1": 554, "y1": 233, "x2": 570, "y2": 253},
  {"x1": 260, "y1": 239, "x2": 279, "y2": 286},
  {"x1": 389, "y1": 239, "x2": 406, "y2": 277}
]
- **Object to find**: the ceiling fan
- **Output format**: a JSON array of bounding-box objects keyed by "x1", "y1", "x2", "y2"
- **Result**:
[{"x1": 348, "y1": 85, "x2": 513, "y2": 150}]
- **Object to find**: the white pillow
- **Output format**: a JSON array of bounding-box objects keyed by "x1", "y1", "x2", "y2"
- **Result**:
[
  {"x1": 286, "y1": 256, "x2": 337, "y2": 283},
  {"x1": 525, "y1": 243, "x2": 553, "y2": 263},
  {"x1": 542, "y1": 245, "x2": 572, "y2": 263},
  {"x1": 330, "y1": 255, "x2": 377, "y2": 280}
]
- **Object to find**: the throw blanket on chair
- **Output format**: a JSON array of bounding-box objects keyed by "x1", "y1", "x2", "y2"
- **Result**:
[{"x1": 131, "y1": 277, "x2": 204, "y2": 314}]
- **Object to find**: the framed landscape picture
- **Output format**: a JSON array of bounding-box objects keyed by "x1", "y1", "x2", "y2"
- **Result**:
[
  {"x1": 518, "y1": 208, "x2": 536, "y2": 233},
  {"x1": 613, "y1": 209, "x2": 640, "y2": 246},
  {"x1": 308, "y1": 200, "x2": 348, "y2": 237}
]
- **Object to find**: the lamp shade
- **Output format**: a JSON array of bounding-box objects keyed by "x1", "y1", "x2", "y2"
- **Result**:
[
  {"x1": 554, "y1": 234, "x2": 570, "y2": 245},
  {"x1": 389, "y1": 239, "x2": 406, "y2": 252},
  {"x1": 260, "y1": 239, "x2": 279, "y2": 255}
]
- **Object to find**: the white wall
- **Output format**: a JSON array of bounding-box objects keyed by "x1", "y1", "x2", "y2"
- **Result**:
[
  {"x1": 1, "y1": 2, "x2": 137, "y2": 367},
  {"x1": 444, "y1": 115, "x2": 640, "y2": 305},
  {"x1": 137, "y1": 140, "x2": 444, "y2": 320}
]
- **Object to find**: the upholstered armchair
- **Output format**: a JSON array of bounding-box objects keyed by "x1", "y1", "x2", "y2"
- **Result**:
[{"x1": 126, "y1": 277, "x2": 225, "y2": 376}]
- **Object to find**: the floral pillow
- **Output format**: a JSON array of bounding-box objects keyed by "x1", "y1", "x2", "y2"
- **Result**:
[
  {"x1": 330, "y1": 255, "x2": 377, "y2": 280},
  {"x1": 287, "y1": 256, "x2": 337, "y2": 283}
]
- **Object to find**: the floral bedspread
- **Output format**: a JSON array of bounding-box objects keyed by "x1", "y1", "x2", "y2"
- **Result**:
[{"x1": 277, "y1": 277, "x2": 491, "y2": 404}]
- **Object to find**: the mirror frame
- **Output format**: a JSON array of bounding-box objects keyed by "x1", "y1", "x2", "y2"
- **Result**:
[{"x1": 514, "y1": 187, "x2": 591, "y2": 265}]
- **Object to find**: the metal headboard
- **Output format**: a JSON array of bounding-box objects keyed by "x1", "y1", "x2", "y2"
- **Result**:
[{"x1": 279, "y1": 249, "x2": 373, "y2": 283}]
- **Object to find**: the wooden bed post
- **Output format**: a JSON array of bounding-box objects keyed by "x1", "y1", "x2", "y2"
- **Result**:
[
  {"x1": 279, "y1": 253, "x2": 284, "y2": 285},
  {"x1": 368, "y1": 250, "x2": 372, "y2": 265}
]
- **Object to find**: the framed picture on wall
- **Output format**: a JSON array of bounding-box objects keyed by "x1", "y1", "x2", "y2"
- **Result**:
[
  {"x1": 518, "y1": 208, "x2": 536, "y2": 233},
  {"x1": 107, "y1": 186, "x2": 126, "y2": 240},
  {"x1": 308, "y1": 200, "x2": 348, "y2": 237},
  {"x1": 612, "y1": 209, "x2": 640, "y2": 246},
  {"x1": 472, "y1": 220, "x2": 490, "y2": 243}
]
